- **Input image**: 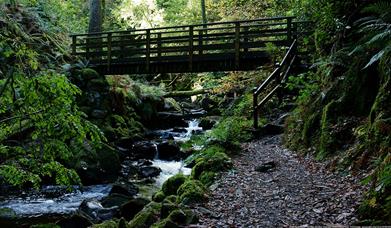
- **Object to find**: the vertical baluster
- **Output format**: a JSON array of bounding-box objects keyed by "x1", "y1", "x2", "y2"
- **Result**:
[
  {"x1": 107, "y1": 32, "x2": 112, "y2": 73},
  {"x1": 287, "y1": 17, "x2": 292, "y2": 44},
  {"x1": 235, "y1": 22, "x2": 241, "y2": 69},
  {"x1": 198, "y1": 29, "x2": 203, "y2": 55},
  {"x1": 243, "y1": 26, "x2": 249, "y2": 54},
  {"x1": 157, "y1": 33, "x2": 162, "y2": 60},
  {"x1": 146, "y1": 29, "x2": 151, "y2": 73},
  {"x1": 189, "y1": 26, "x2": 194, "y2": 71}
]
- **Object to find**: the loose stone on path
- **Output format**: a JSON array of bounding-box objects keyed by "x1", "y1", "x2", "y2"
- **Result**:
[{"x1": 195, "y1": 135, "x2": 367, "y2": 227}]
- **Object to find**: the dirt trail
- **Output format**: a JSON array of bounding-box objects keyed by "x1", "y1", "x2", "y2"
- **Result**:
[{"x1": 194, "y1": 135, "x2": 367, "y2": 227}]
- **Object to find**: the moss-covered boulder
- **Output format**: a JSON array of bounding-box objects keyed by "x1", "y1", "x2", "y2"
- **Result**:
[
  {"x1": 152, "y1": 191, "x2": 166, "y2": 203},
  {"x1": 176, "y1": 180, "x2": 206, "y2": 205},
  {"x1": 119, "y1": 198, "x2": 150, "y2": 221},
  {"x1": 191, "y1": 152, "x2": 232, "y2": 180},
  {"x1": 128, "y1": 202, "x2": 162, "y2": 228},
  {"x1": 162, "y1": 174, "x2": 187, "y2": 196}
]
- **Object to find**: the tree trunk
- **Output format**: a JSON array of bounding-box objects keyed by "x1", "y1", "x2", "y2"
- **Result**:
[
  {"x1": 201, "y1": 0, "x2": 207, "y2": 25},
  {"x1": 89, "y1": 0, "x2": 103, "y2": 33},
  {"x1": 164, "y1": 89, "x2": 210, "y2": 98}
]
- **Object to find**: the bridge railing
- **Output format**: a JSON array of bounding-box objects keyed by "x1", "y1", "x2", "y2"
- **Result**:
[
  {"x1": 70, "y1": 16, "x2": 296, "y2": 72},
  {"x1": 253, "y1": 39, "x2": 298, "y2": 129}
]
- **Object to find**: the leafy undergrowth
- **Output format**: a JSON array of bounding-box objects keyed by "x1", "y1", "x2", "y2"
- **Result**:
[{"x1": 0, "y1": 4, "x2": 104, "y2": 189}]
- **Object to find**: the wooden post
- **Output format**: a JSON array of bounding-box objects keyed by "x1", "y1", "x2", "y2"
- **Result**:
[
  {"x1": 287, "y1": 17, "x2": 292, "y2": 44},
  {"x1": 72, "y1": 36, "x2": 76, "y2": 55},
  {"x1": 198, "y1": 29, "x2": 203, "y2": 55},
  {"x1": 189, "y1": 26, "x2": 194, "y2": 71},
  {"x1": 243, "y1": 26, "x2": 249, "y2": 54},
  {"x1": 157, "y1": 33, "x2": 162, "y2": 60},
  {"x1": 146, "y1": 29, "x2": 151, "y2": 73},
  {"x1": 253, "y1": 87, "x2": 258, "y2": 129},
  {"x1": 86, "y1": 36, "x2": 90, "y2": 60},
  {"x1": 235, "y1": 22, "x2": 240, "y2": 69},
  {"x1": 107, "y1": 32, "x2": 112, "y2": 73}
]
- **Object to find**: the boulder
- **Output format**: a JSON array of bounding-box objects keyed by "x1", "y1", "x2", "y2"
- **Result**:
[
  {"x1": 56, "y1": 214, "x2": 93, "y2": 228},
  {"x1": 162, "y1": 174, "x2": 187, "y2": 196},
  {"x1": 128, "y1": 202, "x2": 162, "y2": 228},
  {"x1": 0, "y1": 208, "x2": 16, "y2": 220},
  {"x1": 152, "y1": 191, "x2": 166, "y2": 203},
  {"x1": 79, "y1": 199, "x2": 118, "y2": 223},
  {"x1": 157, "y1": 141, "x2": 181, "y2": 161},
  {"x1": 109, "y1": 182, "x2": 138, "y2": 197},
  {"x1": 101, "y1": 193, "x2": 132, "y2": 208},
  {"x1": 119, "y1": 198, "x2": 150, "y2": 221},
  {"x1": 131, "y1": 141, "x2": 157, "y2": 160},
  {"x1": 199, "y1": 117, "x2": 219, "y2": 130}
]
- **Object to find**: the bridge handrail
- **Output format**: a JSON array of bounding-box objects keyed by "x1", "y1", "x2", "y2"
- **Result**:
[
  {"x1": 253, "y1": 39, "x2": 298, "y2": 128},
  {"x1": 70, "y1": 16, "x2": 295, "y2": 37}
]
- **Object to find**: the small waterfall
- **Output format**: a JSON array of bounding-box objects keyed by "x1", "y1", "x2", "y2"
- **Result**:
[{"x1": 153, "y1": 143, "x2": 159, "y2": 159}]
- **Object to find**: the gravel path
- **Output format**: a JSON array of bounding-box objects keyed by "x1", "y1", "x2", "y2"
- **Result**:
[{"x1": 194, "y1": 135, "x2": 367, "y2": 227}]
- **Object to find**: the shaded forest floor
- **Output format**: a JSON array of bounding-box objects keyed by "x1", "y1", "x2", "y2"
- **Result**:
[{"x1": 193, "y1": 135, "x2": 368, "y2": 227}]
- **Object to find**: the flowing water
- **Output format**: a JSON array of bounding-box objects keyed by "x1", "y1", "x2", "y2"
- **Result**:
[{"x1": 0, "y1": 119, "x2": 202, "y2": 217}]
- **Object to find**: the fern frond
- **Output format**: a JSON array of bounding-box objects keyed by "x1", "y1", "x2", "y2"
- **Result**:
[{"x1": 361, "y1": 1, "x2": 391, "y2": 16}]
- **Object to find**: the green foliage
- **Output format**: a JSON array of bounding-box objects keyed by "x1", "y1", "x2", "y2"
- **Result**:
[
  {"x1": 0, "y1": 4, "x2": 103, "y2": 188},
  {"x1": 207, "y1": 116, "x2": 252, "y2": 149}
]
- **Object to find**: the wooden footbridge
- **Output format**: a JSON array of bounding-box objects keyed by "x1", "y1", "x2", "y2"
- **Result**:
[{"x1": 71, "y1": 16, "x2": 310, "y2": 128}]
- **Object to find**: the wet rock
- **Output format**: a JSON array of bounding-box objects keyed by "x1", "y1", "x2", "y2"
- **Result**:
[
  {"x1": 131, "y1": 141, "x2": 157, "y2": 160},
  {"x1": 157, "y1": 141, "x2": 181, "y2": 161},
  {"x1": 75, "y1": 143, "x2": 121, "y2": 185},
  {"x1": 139, "y1": 166, "x2": 161, "y2": 178},
  {"x1": 79, "y1": 199, "x2": 118, "y2": 223},
  {"x1": 119, "y1": 198, "x2": 150, "y2": 221},
  {"x1": 172, "y1": 128, "x2": 187, "y2": 133},
  {"x1": 101, "y1": 193, "x2": 132, "y2": 208},
  {"x1": 110, "y1": 182, "x2": 138, "y2": 197},
  {"x1": 56, "y1": 213, "x2": 93, "y2": 228},
  {"x1": 0, "y1": 208, "x2": 16, "y2": 220},
  {"x1": 199, "y1": 117, "x2": 219, "y2": 130}
]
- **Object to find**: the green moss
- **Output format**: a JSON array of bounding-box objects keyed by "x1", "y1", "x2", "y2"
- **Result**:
[
  {"x1": 199, "y1": 171, "x2": 216, "y2": 186},
  {"x1": 191, "y1": 151, "x2": 232, "y2": 180},
  {"x1": 167, "y1": 209, "x2": 198, "y2": 225},
  {"x1": 81, "y1": 68, "x2": 100, "y2": 80},
  {"x1": 91, "y1": 220, "x2": 118, "y2": 228},
  {"x1": 128, "y1": 202, "x2": 162, "y2": 228},
  {"x1": 162, "y1": 174, "x2": 187, "y2": 196},
  {"x1": 151, "y1": 218, "x2": 179, "y2": 228},
  {"x1": 318, "y1": 100, "x2": 339, "y2": 159},
  {"x1": 31, "y1": 224, "x2": 59, "y2": 228},
  {"x1": 152, "y1": 190, "x2": 166, "y2": 202},
  {"x1": 176, "y1": 180, "x2": 206, "y2": 205},
  {"x1": 301, "y1": 112, "x2": 320, "y2": 146},
  {"x1": 163, "y1": 195, "x2": 177, "y2": 204}
]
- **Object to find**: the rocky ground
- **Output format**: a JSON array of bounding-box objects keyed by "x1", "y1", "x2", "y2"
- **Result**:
[{"x1": 193, "y1": 135, "x2": 368, "y2": 227}]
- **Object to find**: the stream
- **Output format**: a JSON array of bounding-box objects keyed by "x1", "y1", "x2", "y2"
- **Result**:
[{"x1": 0, "y1": 119, "x2": 202, "y2": 219}]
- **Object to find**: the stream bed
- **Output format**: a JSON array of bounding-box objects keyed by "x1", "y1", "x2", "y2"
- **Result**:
[{"x1": 0, "y1": 119, "x2": 202, "y2": 220}]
